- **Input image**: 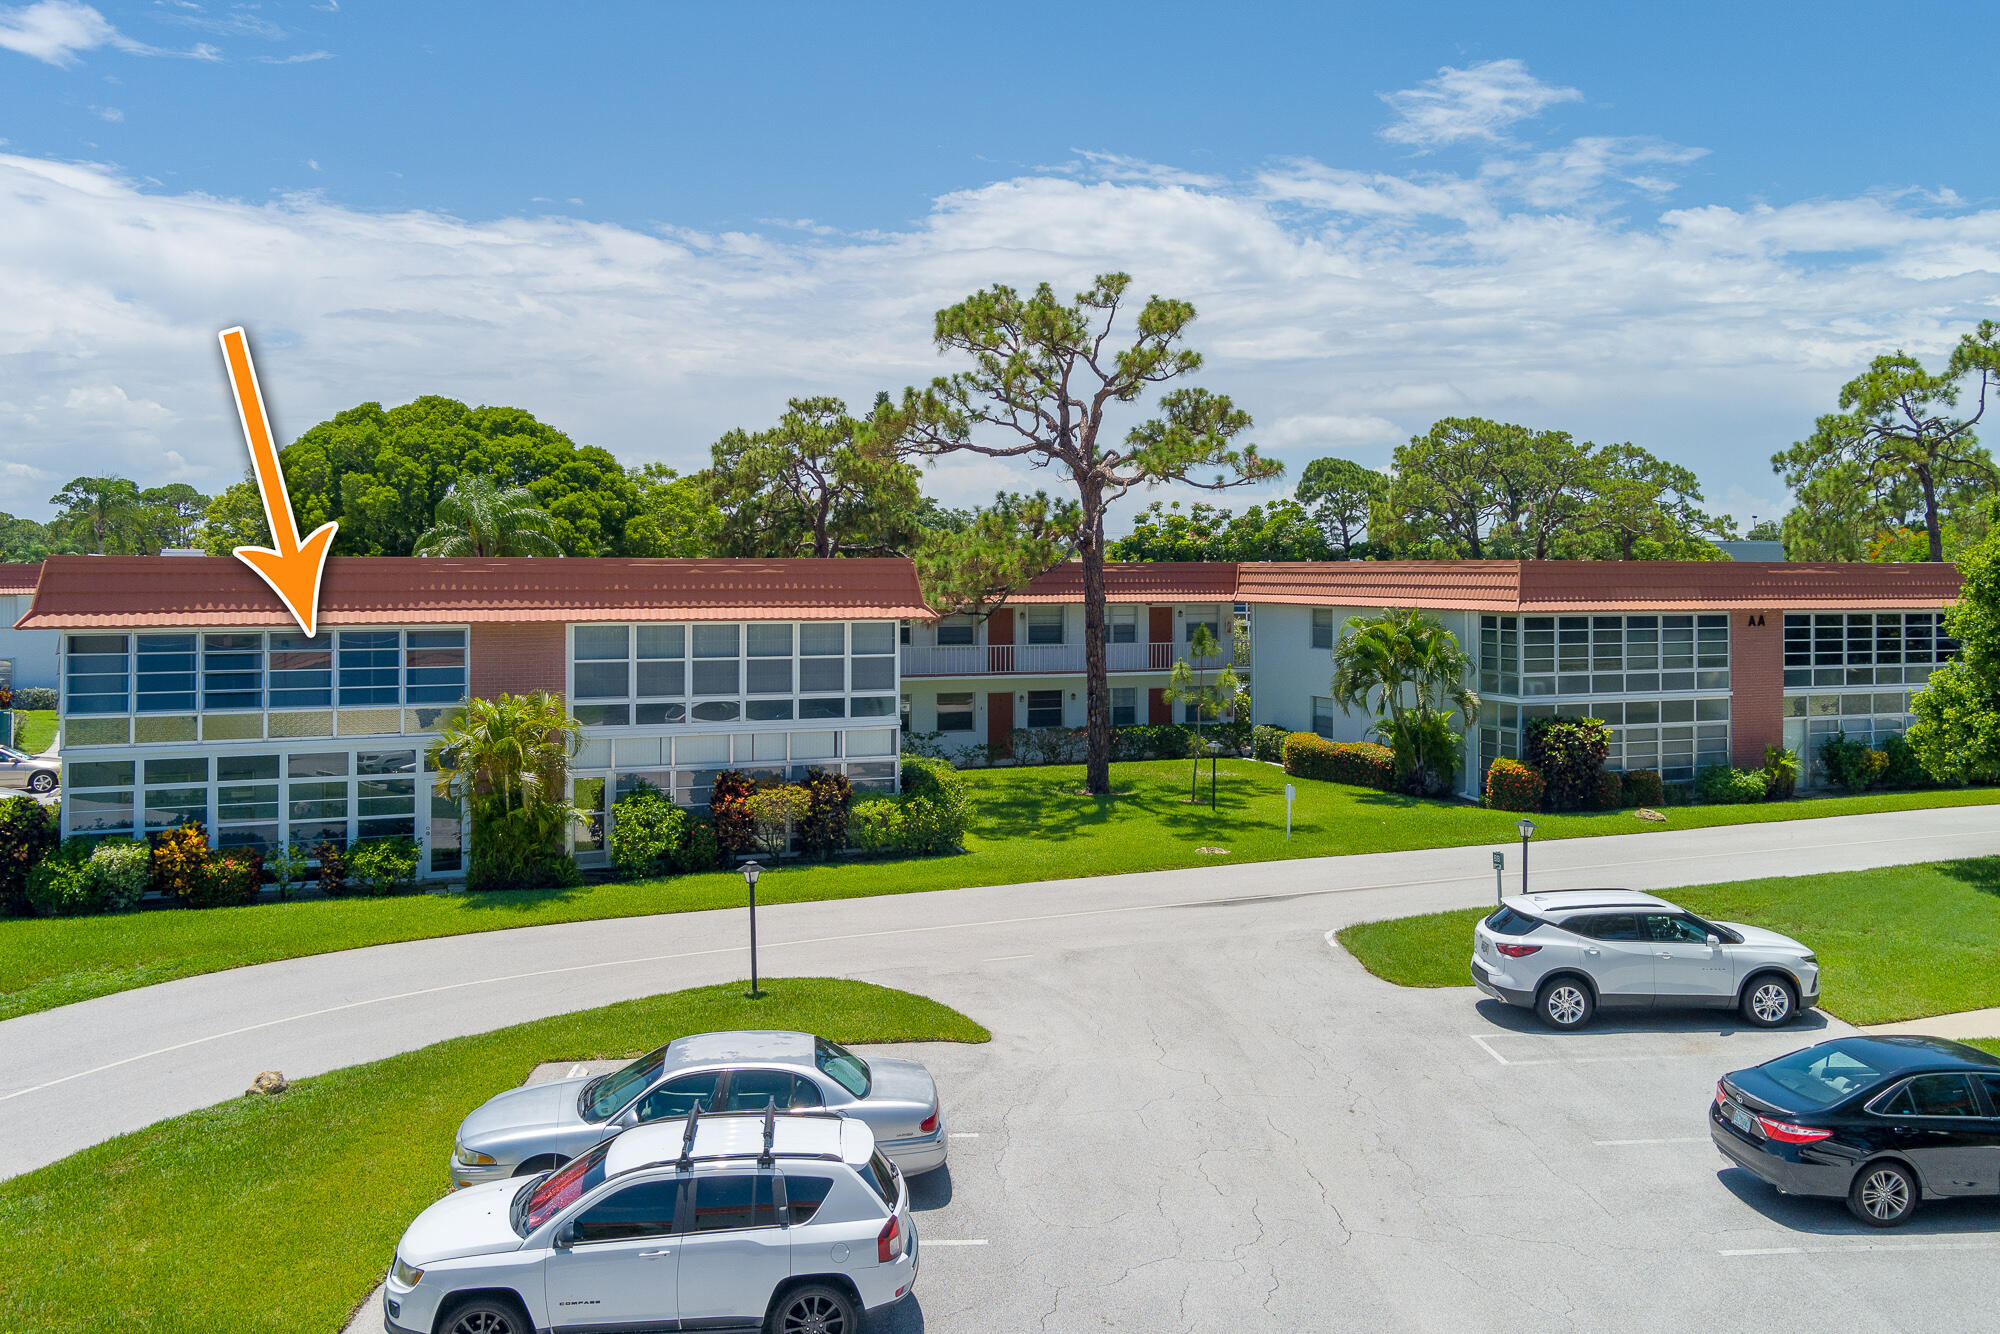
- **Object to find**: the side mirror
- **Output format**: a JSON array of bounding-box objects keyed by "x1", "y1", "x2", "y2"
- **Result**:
[
  {"x1": 553, "y1": 1222, "x2": 576, "y2": 1250},
  {"x1": 1706, "y1": 934, "x2": 1721, "y2": 947}
]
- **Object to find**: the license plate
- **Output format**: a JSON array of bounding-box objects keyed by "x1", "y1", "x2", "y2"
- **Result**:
[{"x1": 1726, "y1": 1102, "x2": 1756, "y2": 1135}]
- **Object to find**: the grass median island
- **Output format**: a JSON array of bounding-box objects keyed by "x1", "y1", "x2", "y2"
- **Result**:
[
  {"x1": 9, "y1": 708, "x2": 55, "y2": 754},
  {"x1": 6, "y1": 759, "x2": 1999, "y2": 1022},
  {"x1": 0, "y1": 977, "x2": 987, "y2": 1334},
  {"x1": 1336, "y1": 859, "x2": 2000, "y2": 1026}
]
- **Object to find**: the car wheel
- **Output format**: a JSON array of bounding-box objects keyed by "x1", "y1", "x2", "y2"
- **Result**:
[
  {"x1": 769, "y1": 1282, "x2": 858, "y2": 1334},
  {"x1": 1740, "y1": 976, "x2": 1797, "y2": 1028},
  {"x1": 1536, "y1": 977, "x2": 1594, "y2": 1030},
  {"x1": 512, "y1": 1154, "x2": 562, "y2": 1177},
  {"x1": 1847, "y1": 1160, "x2": 1919, "y2": 1227},
  {"x1": 438, "y1": 1296, "x2": 530, "y2": 1334},
  {"x1": 27, "y1": 772, "x2": 54, "y2": 793}
]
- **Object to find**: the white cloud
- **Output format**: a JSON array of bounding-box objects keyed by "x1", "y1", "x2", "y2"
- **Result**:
[
  {"x1": 1, "y1": 116, "x2": 1999, "y2": 526},
  {"x1": 0, "y1": 0, "x2": 218, "y2": 65},
  {"x1": 1380, "y1": 58, "x2": 1582, "y2": 149},
  {"x1": 253, "y1": 49, "x2": 334, "y2": 65}
]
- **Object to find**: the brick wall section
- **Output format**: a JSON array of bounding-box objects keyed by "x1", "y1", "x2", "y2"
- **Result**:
[
  {"x1": 1729, "y1": 609, "x2": 1784, "y2": 768},
  {"x1": 469, "y1": 622, "x2": 568, "y2": 700}
]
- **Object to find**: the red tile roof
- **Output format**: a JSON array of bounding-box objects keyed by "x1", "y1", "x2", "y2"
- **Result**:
[
  {"x1": 15, "y1": 556, "x2": 932, "y2": 629},
  {"x1": 1006, "y1": 561, "x2": 1242, "y2": 604},
  {"x1": 1234, "y1": 561, "x2": 1526, "y2": 611},
  {"x1": 0, "y1": 562, "x2": 42, "y2": 596}
]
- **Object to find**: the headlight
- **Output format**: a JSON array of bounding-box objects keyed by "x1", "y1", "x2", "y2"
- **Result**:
[
  {"x1": 1800, "y1": 953, "x2": 1817, "y2": 966},
  {"x1": 391, "y1": 1255, "x2": 425, "y2": 1286},
  {"x1": 454, "y1": 1143, "x2": 497, "y2": 1167}
]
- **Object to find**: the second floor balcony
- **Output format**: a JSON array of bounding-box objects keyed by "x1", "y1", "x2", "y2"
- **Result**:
[{"x1": 900, "y1": 639, "x2": 1240, "y2": 677}]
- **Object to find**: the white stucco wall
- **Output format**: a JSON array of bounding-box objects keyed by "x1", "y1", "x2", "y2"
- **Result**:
[{"x1": 0, "y1": 593, "x2": 58, "y2": 691}]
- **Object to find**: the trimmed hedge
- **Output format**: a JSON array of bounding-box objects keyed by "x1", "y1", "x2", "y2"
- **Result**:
[
  {"x1": 1593, "y1": 768, "x2": 1624, "y2": 811},
  {"x1": 347, "y1": 837, "x2": 421, "y2": 896},
  {"x1": 1251, "y1": 724, "x2": 1288, "y2": 763},
  {"x1": 1621, "y1": 768, "x2": 1665, "y2": 807},
  {"x1": 1281, "y1": 733, "x2": 1397, "y2": 791},
  {"x1": 1696, "y1": 764, "x2": 1769, "y2": 805},
  {"x1": 610, "y1": 788, "x2": 690, "y2": 878},
  {"x1": 1483, "y1": 758, "x2": 1545, "y2": 812}
]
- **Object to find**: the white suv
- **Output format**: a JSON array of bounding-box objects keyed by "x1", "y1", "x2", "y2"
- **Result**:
[
  {"x1": 385, "y1": 1107, "x2": 917, "y2": 1334},
  {"x1": 1470, "y1": 888, "x2": 1820, "y2": 1030}
]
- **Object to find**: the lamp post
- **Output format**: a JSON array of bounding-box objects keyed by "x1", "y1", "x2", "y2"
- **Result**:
[
  {"x1": 1206, "y1": 740, "x2": 1223, "y2": 811},
  {"x1": 740, "y1": 860, "x2": 765, "y2": 999},
  {"x1": 1516, "y1": 818, "x2": 1536, "y2": 894}
]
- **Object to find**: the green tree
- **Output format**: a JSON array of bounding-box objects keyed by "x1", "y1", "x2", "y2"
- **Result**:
[
  {"x1": 1743, "y1": 518, "x2": 1783, "y2": 542},
  {"x1": 136, "y1": 484, "x2": 212, "y2": 551},
  {"x1": 199, "y1": 480, "x2": 271, "y2": 555},
  {"x1": 1773, "y1": 323, "x2": 2000, "y2": 562},
  {"x1": 0, "y1": 513, "x2": 66, "y2": 562},
  {"x1": 1907, "y1": 515, "x2": 2000, "y2": 781},
  {"x1": 48, "y1": 476, "x2": 145, "y2": 553},
  {"x1": 1560, "y1": 443, "x2": 1728, "y2": 560},
  {"x1": 708, "y1": 397, "x2": 922, "y2": 558},
  {"x1": 1296, "y1": 457, "x2": 1388, "y2": 557},
  {"x1": 428, "y1": 691, "x2": 581, "y2": 891},
  {"x1": 626, "y1": 464, "x2": 723, "y2": 557},
  {"x1": 203, "y1": 397, "x2": 656, "y2": 557},
  {"x1": 914, "y1": 491, "x2": 1079, "y2": 617},
  {"x1": 1328, "y1": 608, "x2": 1479, "y2": 797},
  {"x1": 1162, "y1": 621, "x2": 1247, "y2": 798},
  {"x1": 413, "y1": 476, "x2": 563, "y2": 557},
  {"x1": 1377, "y1": 419, "x2": 1515, "y2": 558},
  {"x1": 1109, "y1": 498, "x2": 1332, "y2": 561},
  {"x1": 892, "y1": 273, "x2": 1280, "y2": 795}
]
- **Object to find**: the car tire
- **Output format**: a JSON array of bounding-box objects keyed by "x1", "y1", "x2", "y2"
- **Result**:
[
  {"x1": 1847, "y1": 1160, "x2": 1919, "y2": 1227},
  {"x1": 512, "y1": 1154, "x2": 563, "y2": 1177},
  {"x1": 768, "y1": 1281, "x2": 859, "y2": 1334},
  {"x1": 1739, "y1": 975, "x2": 1797, "y2": 1028},
  {"x1": 437, "y1": 1295, "x2": 531, "y2": 1334},
  {"x1": 27, "y1": 772, "x2": 54, "y2": 793},
  {"x1": 1536, "y1": 977, "x2": 1595, "y2": 1030}
]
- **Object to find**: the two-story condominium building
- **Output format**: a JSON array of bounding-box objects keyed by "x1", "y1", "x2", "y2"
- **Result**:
[
  {"x1": 16, "y1": 555, "x2": 928, "y2": 878},
  {"x1": 16, "y1": 554, "x2": 1959, "y2": 877}
]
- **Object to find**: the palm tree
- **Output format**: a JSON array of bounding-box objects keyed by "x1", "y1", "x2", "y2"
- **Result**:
[
  {"x1": 413, "y1": 477, "x2": 563, "y2": 557},
  {"x1": 428, "y1": 691, "x2": 582, "y2": 889},
  {"x1": 1163, "y1": 621, "x2": 1246, "y2": 798},
  {"x1": 1329, "y1": 608, "x2": 1480, "y2": 797},
  {"x1": 48, "y1": 476, "x2": 145, "y2": 553}
]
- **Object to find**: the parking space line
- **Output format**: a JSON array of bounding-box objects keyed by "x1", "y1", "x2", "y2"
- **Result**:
[
  {"x1": 983, "y1": 954, "x2": 1034, "y2": 962},
  {"x1": 923, "y1": 1239, "x2": 989, "y2": 1247},
  {"x1": 949, "y1": 1132, "x2": 979, "y2": 1139},
  {"x1": 1470, "y1": 1035, "x2": 1514, "y2": 1065},
  {"x1": 1593, "y1": 1137, "x2": 1709, "y2": 1146},
  {"x1": 566, "y1": 1063, "x2": 589, "y2": 1077},
  {"x1": 1722, "y1": 1241, "x2": 2000, "y2": 1257}
]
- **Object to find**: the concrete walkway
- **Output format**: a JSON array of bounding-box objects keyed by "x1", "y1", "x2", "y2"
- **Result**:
[
  {"x1": 1864, "y1": 1009, "x2": 2000, "y2": 1040},
  {"x1": 3, "y1": 802, "x2": 1996, "y2": 1183}
]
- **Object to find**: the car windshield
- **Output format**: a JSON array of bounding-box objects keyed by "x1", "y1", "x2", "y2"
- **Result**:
[
  {"x1": 815, "y1": 1037, "x2": 871, "y2": 1098},
  {"x1": 516, "y1": 1141, "x2": 611, "y2": 1235},
  {"x1": 580, "y1": 1046, "x2": 668, "y2": 1121},
  {"x1": 1758, "y1": 1043, "x2": 1889, "y2": 1107},
  {"x1": 0, "y1": 746, "x2": 22, "y2": 762}
]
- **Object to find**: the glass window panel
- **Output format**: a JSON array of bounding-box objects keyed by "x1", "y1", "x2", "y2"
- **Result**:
[
  {"x1": 356, "y1": 751, "x2": 416, "y2": 775},
  {"x1": 144, "y1": 787, "x2": 208, "y2": 829},
  {"x1": 1026, "y1": 607, "x2": 1064, "y2": 645},
  {"x1": 1696, "y1": 698, "x2": 1730, "y2": 721},
  {"x1": 937, "y1": 693, "x2": 974, "y2": 731},
  {"x1": 799, "y1": 697, "x2": 844, "y2": 719},
  {"x1": 634, "y1": 702, "x2": 683, "y2": 725},
  {"x1": 574, "y1": 661, "x2": 630, "y2": 699},
  {"x1": 1660, "y1": 699, "x2": 1695, "y2": 723},
  {"x1": 691, "y1": 700, "x2": 740, "y2": 722},
  {"x1": 574, "y1": 626, "x2": 630, "y2": 661},
  {"x1": 144, "y1": 756, "x2": 209, "y2": 785},
  {"x1": 850, "y1": 657, "x2": 895, "y2": 691},
  {"x1": 637, "y1": 624, "x2": 685, "y2": 659},
  {"x1": 800, "y1": 623, "x2": 845, "y2": 655},
  {"x1": 338, "y1": 631, "x2": 401, "y2": 705},
  {"x1": 933, "y1": 618, "x2": 975, "y2": 648},
  {"x1": 288, "y1": 752, "x2": 350, "y2": 778},
  {"x1": 1625, "y1": 701, "x2": 1660, "y2": 724},
  {"x1": 692, "y1": 625, "x2": 739, "y2": 658},
  {"x1": 636, "y1": 660, "x2": 685, "y2": 697},
  {"x1": 850, "y1": 695, "x2": 896, "y2": 717},
  {"x1": 746, "y1": 659, "x2": 792, "y2": 694},
  {"x1": 217, "y1": 784, "x2": 280, "y2": 822},
  {"x1": 747, "y1": 624, "x2": 793, "y2": 657},
  {"x1": 67, "y1": 790, "x2": 134, "y2": 831},
  {"x1": 746, "y1": 699, "x2": 794, "y2": 721},
  {"x1": 799, "y1": 658, "x2": 844, "y2": 693},
  {"x1": 691, "y1": 660, "x2": 739, "y2": 695},
  {"x1": 70, "y1": 760, "x2": 136, "y2": 788},
  {"x1": 575, "y1": 703, "x2": 631, "y2": 727},
  {"x1": 850, "y1": 622, "x2": 895, "y2": 656}
]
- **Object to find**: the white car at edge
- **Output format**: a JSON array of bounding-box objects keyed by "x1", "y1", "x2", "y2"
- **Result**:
[
  {"x1": 386, "y1": 1108, "x2": 916, "y2": 1334},
  {"x1": 1470, "y1": 888, "x2": 1821, "y2": 1030}
]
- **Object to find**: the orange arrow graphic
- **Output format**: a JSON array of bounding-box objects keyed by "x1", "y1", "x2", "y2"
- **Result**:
[{"x1": 218, "y1": 327, "x2": 338, "y2": 638}]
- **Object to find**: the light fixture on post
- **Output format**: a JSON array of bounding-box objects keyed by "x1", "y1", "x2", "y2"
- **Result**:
[
  {"x1": 1516, "y1": 819, "x2": 1536, "y2": 894},
  {"x1": 1206, "y1": 739, "x2": 1223, "y2": 811},
  {"x1": 740, "y1": 860, "x2": 765, "y2": 999}
]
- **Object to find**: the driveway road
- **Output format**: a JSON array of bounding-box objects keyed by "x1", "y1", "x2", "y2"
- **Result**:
[{"x1": 2, "y1": 805, "x2": 1994, "y2": 1185}]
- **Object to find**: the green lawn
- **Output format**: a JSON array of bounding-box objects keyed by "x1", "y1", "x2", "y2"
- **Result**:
[
  {"x1": 0, "y1": 977, "x2": 986, "y2": 1334},
  {"x1": 5, "y1": 758, "x2": 1998, "y2": 1022},
  {"x1": 1336, "y1": 859, "x2": 2000, "y2": 1025},
  {"x1": 8, "y1": 708, "x2": 54, "y2": 754}
]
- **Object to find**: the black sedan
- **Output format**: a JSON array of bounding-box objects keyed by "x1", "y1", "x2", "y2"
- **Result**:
[{"x1": 1711, "y1": 1035, "x2": 2000, "y2": 1226}]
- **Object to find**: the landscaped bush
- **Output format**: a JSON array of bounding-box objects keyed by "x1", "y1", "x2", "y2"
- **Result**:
[
  {"x1": 1696, "y1": 764, "x2": 1769, "y2": 804},
  {"x1": 1010, "y1": 726, "x2": 1086, "y2": 766},
  {"x1": 15, "y1": 686, "x2": 56, "y2": 711},
  {"x1": 1109, "y1": 723, "x2": 1197, "y2": 762},
  {"x1": 1251, "y1": 724, "x2": 1288, "y2": 763},
  {"x1": 0, "y1": 795, "x2": 59, "y2": 916},
  {"x1": 1621, "y1": 769, "x2": 1665, "y2": 806},
  {"x1": 673, "y1": 819, "x2": 721, "y2": 872},
  {"x1": 267, "y1": 844, "x2": 311, "y2": 901},
  {"x1": 898, "y1": 755, "x2": 968, "y2": 851},
  {"x1": 1761, "y1": 745, "x2": 1799, "y2": 800},
  {"x1": 200, "y1": 850, "x2": 264, "y2": 908},
  {"x1": 149, "y1": 823, "x2": 214, "y2": 905},
  {"x1": 846, "y1": 796, "x2": 901, "y2": 853},
  {"x1": 314, "y1": 841, "x2": 349, "y2": 897},
  {"x1": 25, "y1": 838, "x2": 149, "y2": 916},
  {"x1": 1525, "y1": 716, "x2": 1611, "y2": 812},
  {"x1": 1593, "y1": 768, "x2": 1624, "y2": 811},
  {"x1": 1878, "y1": 733, "x2": 1932, "y2": 789},
  {"x1": 468, "y1": 802, "x2": 580, "y2": 891},
  {"x1": 899, "y1": 729, "x2": 950, "y2": 761},
  {"x1": 1483, "y1": 757, "x2": 1545, "y2": 812},
  {"x1": 1281, "y1": 733, "x2": 1397, "y2": 791},
  {"x1": 797, "y1": 768, "x2": 853, "y2": 858},
  {"x1": 610, "y1": 789, "x2": 689, "y2": 878},
  {"x1": 709, "y1": 769, "x2": 758, "y2": 858},
  {"x1": 745, "y1": 785, "x2": 812, "y2": 859},
  {"x1": 347, "y1": 838, "x2": 421, "y2": 896}
]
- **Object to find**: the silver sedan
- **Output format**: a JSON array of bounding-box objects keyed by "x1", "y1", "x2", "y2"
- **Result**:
[
  {"x1": 0, "y1": 745, "x2": 56, "y2": 795},
  {"x1": 449, "y1": 1029, "x2": 948, "y2": 1187}
]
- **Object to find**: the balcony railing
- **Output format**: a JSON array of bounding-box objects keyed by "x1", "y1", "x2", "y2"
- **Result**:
[{"x1": 900, "y1": 640, "x2": 1218, "y2": 677}]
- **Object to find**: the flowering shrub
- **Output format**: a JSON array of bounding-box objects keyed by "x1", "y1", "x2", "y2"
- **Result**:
[
  {"x1": 314, "y1": 841, "x2": 349, "y2": 897},
  {"x1": 708, "y1": 770, "x2": 759, "y2": 857},
  {"x1": 1483, "y1": 758, "x2": 1545, "y2": 812},
  {"x1": 1282, "y1": 733, "x2": 1397, "y2": 791},
  {"x1": 1621, "y1": 769, "x2": 1665, "y2": 807},
  {"x1": 0, "y1": 796, "x2": 59, "y2": 916},
  {"x1": 149, "y1": 824, "x2": 214, "y2": 905},
  {"x1": 1593, "y1": 768, "x2": 1624, "y2": 811},
  {"x1": 26, "y1": 838, "x2": 149, "y2": 916},
  {"x1": 797, "y1": 768, "x2": 853, "y2": 858},
  {"x1": 673, "y1": 820, "x2": 721, "y2": 872},
  {"x1": 201, "y1": 850, "x2": 263, "y2": 907}
]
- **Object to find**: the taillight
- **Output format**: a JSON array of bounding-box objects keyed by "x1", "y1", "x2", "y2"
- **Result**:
[
  {"x1": 1755, "y1": 1115, "x2": 1832, "y2": 1144},
  {"x1": 1495, "y1": 943, "x2": 1542, "y2": 958},
  {"x1": 877, "y1": 1212, "x2": 903, "y2": 1263},
  {"x1": 1715, "y1": 1080, "x2": 1728, "y2": 1106},
  {"x1": 919, "y1": 1110, "x2": 939, "y2": 1135}
]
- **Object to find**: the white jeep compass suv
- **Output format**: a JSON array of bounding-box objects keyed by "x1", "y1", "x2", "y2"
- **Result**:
[
  {"x1": 1471, "y1": 888, "x2": 1820, "y2": 1030},
  {"x1": 385, "y1": 1106, "x2": 916, "y2": 1334}
]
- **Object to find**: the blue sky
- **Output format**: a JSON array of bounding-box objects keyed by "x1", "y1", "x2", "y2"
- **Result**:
[{"x1": 3, "y1": 0, "x2": 1999, "y2": 528}]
